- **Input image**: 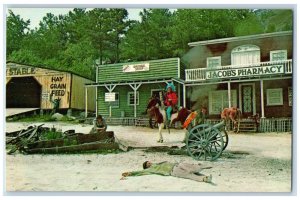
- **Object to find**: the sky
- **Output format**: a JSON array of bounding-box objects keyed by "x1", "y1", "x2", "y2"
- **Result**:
[{"x1": 6, "y1": 7, "x2": 143, "y2": 30}]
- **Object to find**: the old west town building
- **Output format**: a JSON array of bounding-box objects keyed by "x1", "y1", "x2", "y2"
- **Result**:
[
  {"x1": 86, "y1": 31, "x2": 292, "y2": 132},
  {"x1": 6, "y1": 62, "x2": 96, "y2": 113}
]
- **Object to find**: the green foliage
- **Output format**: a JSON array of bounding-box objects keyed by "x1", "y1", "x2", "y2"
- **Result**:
[
  {"x1": 234, "y1": 14, "x2": 264, "y2": 36},
  {"x1": 10, "y1": 114, "x2": 54, "y2": 122},
  {"x1": 40, "y1": 131, "x2": 63, "y2": 140},
  {"x1": 6, "y1": 10, "x2": 30, "y2": 55},
  {"x1": 63, "y1": 138, "x2": 78, "y2": 146},
  {"x1": 6, "y1": 8, "x2": 293, "y2": 78}
]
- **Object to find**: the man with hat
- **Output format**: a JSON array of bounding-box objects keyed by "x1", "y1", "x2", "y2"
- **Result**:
[{"x1": 164, "y1": 82, "x2": 178, "y2": 127}]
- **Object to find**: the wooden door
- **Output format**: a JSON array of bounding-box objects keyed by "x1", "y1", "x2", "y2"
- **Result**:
[{"x1": 241, "y1": 85, "x2": 254, "y2": 117}]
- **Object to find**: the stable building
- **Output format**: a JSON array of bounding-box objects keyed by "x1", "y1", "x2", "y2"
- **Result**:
[
  {"x1": 86, "y1": 58, "x2": 184, "y2": 124},
  {"x1": 182, "y1": 31, "x2": 293, "y2": 132},
  {"x1": 6, "y1": 62, "x2": 96, "y2": 113}
]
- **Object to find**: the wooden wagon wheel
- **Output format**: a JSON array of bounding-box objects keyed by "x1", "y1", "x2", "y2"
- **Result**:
[
  {"x1": 186, "y1": 124, "x2": 224, "y2": 161},
  {"x1": 221, "y1": 129, "x2": 229, "y2": 151}
]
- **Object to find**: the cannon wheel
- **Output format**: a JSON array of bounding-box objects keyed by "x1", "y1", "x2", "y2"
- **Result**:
[{"x1": 186, "y1": 124, "x2": 224, "y2": 161}]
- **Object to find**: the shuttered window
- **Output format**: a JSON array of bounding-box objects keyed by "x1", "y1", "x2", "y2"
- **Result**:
[
  {"x1": 207, "y1": 56, "x2": 221, "y2": 68},
  {"x1": 266, "y1": 88, "x2": 283, "y2": 106},
  {"x1": 288, "y1": 87, "x2": 292, "y2": 106},
  {"x1": 209, "y1": 90, "x2": 237, "y2": 114},
  {"x1": 270, "y1": 50, "x2": 287, "y2": 61}
]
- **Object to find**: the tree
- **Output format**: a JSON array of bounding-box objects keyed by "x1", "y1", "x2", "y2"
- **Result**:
[
  {"x1": 6, "y1": 10, "x2": 30, "y2": 56},
  {"x1": 106, "y1": 9, "x2": 130, "y2": 63},
  {"x1": 120, "y1": 9, "x2": 174, "y2": 61},
  {"x1": 85, "y1": 8, "x2": 112, "y2": 65},
  {"x1": 255, "y1": 9, "x2": 293, "y2": 32}
]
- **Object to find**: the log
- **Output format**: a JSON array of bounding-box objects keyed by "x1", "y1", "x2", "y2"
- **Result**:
[
  {"x1": 27, "y1": 131, "x2": 115, "y2": 149},
  {"x1": 25, "y1": 141, "x2": 120, "y2": 154}
]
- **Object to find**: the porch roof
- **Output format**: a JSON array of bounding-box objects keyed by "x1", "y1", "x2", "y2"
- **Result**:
[{"x1": 84, "y1": 77, "x2": 185, "y2": 87}]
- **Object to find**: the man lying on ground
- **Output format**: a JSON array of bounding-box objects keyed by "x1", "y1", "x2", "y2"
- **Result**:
[{"x1": 121, "y1": 160, "x2": 213, "y2": 183}]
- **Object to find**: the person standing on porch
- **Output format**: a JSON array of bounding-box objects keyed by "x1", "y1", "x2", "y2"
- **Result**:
[{"x1": 164, "y1": 82, "x2": 178, "y2": 127}]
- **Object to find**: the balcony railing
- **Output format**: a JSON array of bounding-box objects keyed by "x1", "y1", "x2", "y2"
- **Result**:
[{"x1": 185, "y1": 59, "x2": 293, "y2": 82}]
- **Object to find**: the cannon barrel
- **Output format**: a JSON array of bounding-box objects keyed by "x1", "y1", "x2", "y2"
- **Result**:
[
  {"x1": 212, "y1": 120, "x2": 225, "y2": 129},
  {"x1": 195, "y1": 120, "x2": 225, "y2": 135}
]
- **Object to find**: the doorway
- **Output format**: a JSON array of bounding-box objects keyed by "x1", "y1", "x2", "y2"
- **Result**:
[
  {"x1": 6, "y1": 77, "x2": 42, "y2": 108},
  {"x1": 239, "y1": 83, "x2": 256, "y2": 117}
]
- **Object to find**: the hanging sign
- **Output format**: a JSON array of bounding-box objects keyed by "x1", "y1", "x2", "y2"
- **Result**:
[
  {"x1": 105, "y1": 93, "x2": 116, "y2": 102},
  {"x1": 41, "y1": 92, "x2": 50, "y2": 100},
  {"x1": 122, "y1": 63, "x2": 149, "y2": 73}
]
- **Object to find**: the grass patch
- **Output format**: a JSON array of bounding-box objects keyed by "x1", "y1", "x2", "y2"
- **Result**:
[
  {"x1": 8, "y1": 114, "x2": 77, "y2": 123},
  {"x1": 38, "y1": 130, "x2": 64, "y2": 140},
  {"x1": 10, "y1": 114, "x2": 55, "y2": 122}
]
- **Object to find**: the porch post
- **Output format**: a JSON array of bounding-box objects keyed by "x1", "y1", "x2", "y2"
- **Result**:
[
  {"x1": 95, "y1": 86, "x2": 98, "y2": 116},
  {"x1": 129, "y1": 83, "x2": 142, "y2": 118},
  {"x1": 183, "y1": 84, "x2": 186, "y2": 108},
  {"x1": 177, "y1": 82, "x2": 181, "y2": 107},
  {"x1": 260, "y1": 80, "x2": 265, "y2": 118},
  {"x1": 227, "y1": 82, "x2": 231, "y2": 108},
  {"x1": 85, "y1": 86, "x2": 88, "y2": 118}
]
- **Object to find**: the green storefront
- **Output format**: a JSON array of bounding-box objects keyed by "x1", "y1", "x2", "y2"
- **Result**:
[{"x1": 86, "y1": 58, "x2": 185, "y2": 123}]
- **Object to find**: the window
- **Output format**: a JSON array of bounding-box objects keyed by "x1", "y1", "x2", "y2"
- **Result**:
[
  {"x1": 266, "y1": 88, "x2": 283, "y2": 106},
  {"x1": 128, "y1": 92, "x2": 139, "y2": 106},
  {"x1": 209, "y1": 90, "x2": 237, "y2": 114},
  {"x1": 270, "y1": 50, "x2": 287, "y2": 61},
  {"x1": 231, "y1": 45, "x2": 260, "y2": 66},
  {"x1": 288, "y1": 87, "x2": 292, "y2": 106},
  {"x1": 207, "y1": 56, "x2": 221, "y2": 68},
  {"x1": 110, "y1": 92, "x2": 119, "y2": 108}
]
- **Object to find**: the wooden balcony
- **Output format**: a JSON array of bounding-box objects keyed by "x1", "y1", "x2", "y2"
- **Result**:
[{"x1": 185, "y1": 59, "x2": 293, "y2": 82}]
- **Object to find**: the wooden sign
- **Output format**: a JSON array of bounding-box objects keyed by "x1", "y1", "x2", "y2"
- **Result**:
[
  {"x1": 122, "y1": 63, "x2": 149, "y2": 73},
  {"x1": 105, "y1": 93, "x2": 116, "y2": 102},
  {"x1": 206, "y1": 65, "x2": 284, "y2": 79}
]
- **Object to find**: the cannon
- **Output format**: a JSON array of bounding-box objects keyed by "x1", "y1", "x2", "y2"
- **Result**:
[{"x1": 186, "y1": 120, "x2": 228, "y2": 161}]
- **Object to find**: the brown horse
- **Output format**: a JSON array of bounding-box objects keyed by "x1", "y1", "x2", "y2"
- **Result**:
[{"x1": 220, "y1": 107, "x2": 242, "y2": 133}]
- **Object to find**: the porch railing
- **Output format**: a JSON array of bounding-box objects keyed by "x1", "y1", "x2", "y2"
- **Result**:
[
  {"x1": 88, "y1": 117, "x2": 292, "y2": 133},
  {"x1": 259, "y1": 118, "x2": 292, "y2": 132},
  {"x1": 185, "y1": 59, "x2": 293, "y2": 82}
]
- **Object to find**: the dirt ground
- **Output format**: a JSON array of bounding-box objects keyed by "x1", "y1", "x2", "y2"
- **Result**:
[{"x1": 5, "y1": 122, "x2": 293, "y2": 193}]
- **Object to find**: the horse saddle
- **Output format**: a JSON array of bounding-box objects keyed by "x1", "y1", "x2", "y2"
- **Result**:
[{"x1": 182, "y1": 111, "x2": 198, "y2": 129}]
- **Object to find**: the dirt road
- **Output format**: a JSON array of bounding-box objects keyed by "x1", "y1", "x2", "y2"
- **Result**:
[{"x1": 5, "y1": 122, "x2": 292, "y2": 192}]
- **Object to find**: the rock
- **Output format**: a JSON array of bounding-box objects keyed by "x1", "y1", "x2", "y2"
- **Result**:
[
  {"x1": 51, "y1": 113, "x2": 64, "y2": 121},
  {"x1": 68, "y1": 116, "x2": 76, "y2": 120}
]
